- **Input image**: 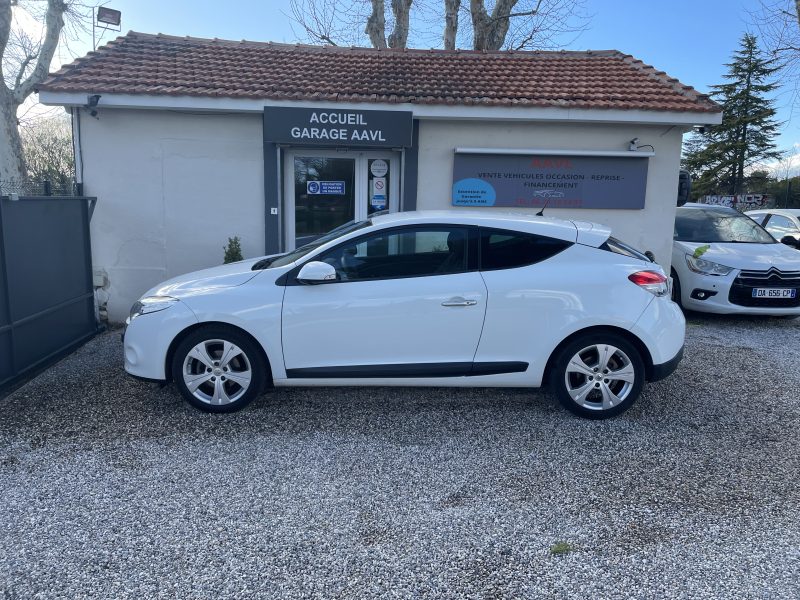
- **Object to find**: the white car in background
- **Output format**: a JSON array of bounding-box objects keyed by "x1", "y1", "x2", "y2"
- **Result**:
[
  {"x1": 123, "y1": 211, "x2": 685, "y2": 420},
  {"x1": 745, "y1": 208, "x2": 800, "y2": 248},
  {"x1": 671, "y1": 204, "x2": 800, "y2": 315}
]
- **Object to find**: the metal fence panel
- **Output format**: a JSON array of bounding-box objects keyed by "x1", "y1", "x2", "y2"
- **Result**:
[{"x1": 0, "y1": 195, "x2": 98, "y2": 393}]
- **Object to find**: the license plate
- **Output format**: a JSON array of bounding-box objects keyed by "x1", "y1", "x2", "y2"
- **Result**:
[{"x1": 751, "y1": 288, "x2": 797, "y2": 298}]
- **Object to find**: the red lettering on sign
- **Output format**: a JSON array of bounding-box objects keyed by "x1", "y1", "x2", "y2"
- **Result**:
[{"x1": 530, "y1": 158, "x2": 573, "y2": 169}]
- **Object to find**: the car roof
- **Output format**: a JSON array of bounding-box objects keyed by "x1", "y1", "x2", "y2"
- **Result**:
[
  {"x1": 368, "y1": 209, "x2": 608, "y2": 245},
  {"x1": 678, "y1": 203, "x2": 738, "y2": 213},
  {"x1": 745, "y1": 208, "x2": 800, "y2": 217}
]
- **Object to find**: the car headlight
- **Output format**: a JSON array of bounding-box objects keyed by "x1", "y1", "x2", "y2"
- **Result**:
[
  {"x1": 129, "y1": 296, "x2": 179, "y2": 321},
  {"x1": 685, "y1": 254, "x2": 733, "y2": 276}
]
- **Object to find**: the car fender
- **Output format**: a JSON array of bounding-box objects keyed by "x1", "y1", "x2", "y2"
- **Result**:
[{"x1": 179, "y1": 279, "x2": 287, "y2": 381}]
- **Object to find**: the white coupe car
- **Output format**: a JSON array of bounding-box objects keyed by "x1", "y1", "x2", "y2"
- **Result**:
[
  {"x1": 124, "y1": 211, "x2": 685, "y2": 419},
  {"x1": 672, "y1": 204, "x2": 800, "y2": 315}
]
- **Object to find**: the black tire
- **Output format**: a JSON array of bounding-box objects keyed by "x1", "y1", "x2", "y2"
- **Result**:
[
  {"x1": 171, "y1": 326, "x2": 268, "y2": 413},
  {"x1": 551, "y1": 332, "x2": 645, "y2": 420},
  {"x1": 670, "y1": 269, "x2": 683, "y2": 308}
]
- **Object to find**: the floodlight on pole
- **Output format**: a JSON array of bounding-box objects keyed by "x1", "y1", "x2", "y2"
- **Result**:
[
  {"x1": 97, "y1": 7, "x2": 122, "y2": 26},
  {"x1": 93, "y1": 5, "x2": 122, "y2": 49}
]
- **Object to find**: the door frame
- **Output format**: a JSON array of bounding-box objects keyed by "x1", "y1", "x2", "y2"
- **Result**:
[{"x1": 283, "y1": 148, "x2": 401, "y2": 251}]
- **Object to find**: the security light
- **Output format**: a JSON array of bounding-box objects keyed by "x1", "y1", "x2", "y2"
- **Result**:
[{"x1": 97, "y1": 7, "x2": 121, "y2": 26}]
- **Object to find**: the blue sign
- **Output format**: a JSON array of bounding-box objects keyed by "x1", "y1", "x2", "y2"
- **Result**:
[
  {"x1": 307, "y1": 181, "x2": 346, "y2": 195},
  {"x1": 452, "y1": 178, "x2": 497, "y2": 206}
]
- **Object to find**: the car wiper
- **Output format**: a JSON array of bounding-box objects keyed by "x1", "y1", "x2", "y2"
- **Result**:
[{"x1": 252, "y1": 256, "x2": 278, "y2": 270}]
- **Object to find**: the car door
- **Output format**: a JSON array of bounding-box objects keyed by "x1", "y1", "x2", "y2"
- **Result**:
[{"x1": 281, "y1": 225, "x2": 487, "y2": 377}]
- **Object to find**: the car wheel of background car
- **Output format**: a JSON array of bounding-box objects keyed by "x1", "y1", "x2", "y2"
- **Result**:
[
  {"x1": 552, "y1": 332, "x2": 645, "y2": 419},
  {"x1": 171, "y1": 326, "x2": 267, "y2": 413},
  {"x1": 670, "y1": 268, "x2": 683, "y2": 308}
]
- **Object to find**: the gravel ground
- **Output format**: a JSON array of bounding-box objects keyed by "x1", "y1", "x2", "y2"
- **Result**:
[{"x1": 1, "y1": 314, "x2": 799, "y2": 599}]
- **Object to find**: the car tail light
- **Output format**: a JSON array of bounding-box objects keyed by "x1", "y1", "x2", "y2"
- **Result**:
[{"x1": 628, "y1": 271, "x2": 669, "y2": 297}]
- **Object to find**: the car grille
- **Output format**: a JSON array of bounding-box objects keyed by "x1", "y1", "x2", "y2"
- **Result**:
[{"x1": 728, "y1": 268, "x2": 800, "y2": 307}]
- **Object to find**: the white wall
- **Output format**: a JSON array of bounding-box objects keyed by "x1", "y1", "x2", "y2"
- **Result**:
[
  {"x1": 416, "y1": 120, "x2": 686, "y2": 269},
  {"x1": 79, "y1": 109, "x2": 265, "y2": 322}
]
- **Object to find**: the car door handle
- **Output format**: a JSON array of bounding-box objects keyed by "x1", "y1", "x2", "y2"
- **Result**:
[{"x1": 441, "y1": 297, "x2": 478, "y2": 307}]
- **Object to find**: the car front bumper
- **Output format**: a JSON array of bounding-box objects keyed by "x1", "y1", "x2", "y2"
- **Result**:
[
  {"x1": 679, "y1": 270, "x2": 800, "y2": 316},
  {"x1": 123, "y1": 300, "x2": 198, "y2": 381}
]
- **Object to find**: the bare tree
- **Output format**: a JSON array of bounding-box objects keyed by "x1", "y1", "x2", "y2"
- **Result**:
[
  {"x1": 752, "y1": 1, "x2": 800, "y2": 105},
  {"x1": 289, "y1": 0, "x2": 413, "y2": 49},
  {"x1": 0, "y1": 0, "x2": 77, "y2": 182},
  {"x1": 288, "y1": 0, "x2": 588, "y2": 51},
  {"x1": 443, "y1": 0, "x2": 460, "y2": 49}
]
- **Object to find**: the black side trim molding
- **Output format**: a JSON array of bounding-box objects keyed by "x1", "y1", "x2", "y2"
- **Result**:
[{"x1": 286, "y1": 361, "x2": 528, "y2": 379}]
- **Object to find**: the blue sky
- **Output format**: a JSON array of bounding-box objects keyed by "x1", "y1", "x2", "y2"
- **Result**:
[{"x1": 58, "y1": 0, "x2": 799, "y2": 162}]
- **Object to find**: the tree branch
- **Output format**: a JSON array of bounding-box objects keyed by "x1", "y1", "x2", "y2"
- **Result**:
[
  {"x1": 13, "y1": 0, "x2": 67, "y2": 104},
  {"x1": 493, "y1": 0, "x2": 544, "y2": 21},
  {"x1": 0, "y1": 0, "x2": 12, "y2": 95},
  {"x1": 13, "y1": 51, "x2": 37, "y2": 91}
]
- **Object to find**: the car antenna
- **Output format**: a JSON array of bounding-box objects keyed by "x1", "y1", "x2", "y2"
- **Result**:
[{"x1": 536, "y1": 200, "x2": 549, "y2": 217}]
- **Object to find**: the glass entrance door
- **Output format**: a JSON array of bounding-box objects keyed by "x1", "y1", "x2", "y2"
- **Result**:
[
  {"x1": 292, "y1": 156, "x2": 356, "y2": 248},
  {"x1": 284, "y1": 150, "x2": 400, "y2": 250}
]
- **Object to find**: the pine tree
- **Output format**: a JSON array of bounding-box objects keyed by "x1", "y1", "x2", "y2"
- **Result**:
[{"x1": 683, "y1": 34, "x2": 782, "y2": 196}]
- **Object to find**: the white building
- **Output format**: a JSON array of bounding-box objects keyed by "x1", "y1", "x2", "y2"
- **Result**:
[{"x1": 38, "y1": 32, "x2": 722, "y2": 322}]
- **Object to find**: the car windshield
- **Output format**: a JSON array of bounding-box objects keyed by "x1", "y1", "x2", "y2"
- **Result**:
[
  {"x1": 674, "y1": 208, "x2": 776, "y2": 244},
  {"x1": 252, "y1": 219, "x2": 373, "y2": 270}
]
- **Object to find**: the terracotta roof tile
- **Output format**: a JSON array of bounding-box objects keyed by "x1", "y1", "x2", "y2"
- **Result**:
[{"x1": 38, "y1": 31, "x2": 720, "y2": 114}]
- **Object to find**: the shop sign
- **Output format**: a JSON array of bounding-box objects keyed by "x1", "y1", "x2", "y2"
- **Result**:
[
  {"x1": 452, "y1": 153, "x2": 649, "y2": 209},
  {"x1": 264, "y1": 107, "x2": 413, "y2": 147}
]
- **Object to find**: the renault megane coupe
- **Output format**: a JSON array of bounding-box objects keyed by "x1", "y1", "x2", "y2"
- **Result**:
[{"x1": 123, "y1": 211, "x2": 685, "y2": 419}]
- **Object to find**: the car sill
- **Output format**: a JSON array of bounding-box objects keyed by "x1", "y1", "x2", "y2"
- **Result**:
[{"x1": 285, "y1": 361, "x2": 529, "y2": 379}]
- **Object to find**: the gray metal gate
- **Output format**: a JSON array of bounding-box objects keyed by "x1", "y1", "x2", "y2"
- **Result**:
[{"x1": 0, "y1": 195, "x2": 99, "y2": 393}]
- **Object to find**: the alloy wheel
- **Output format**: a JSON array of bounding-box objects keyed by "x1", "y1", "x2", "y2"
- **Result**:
[
  {"x1": 564, "y1": 344, "x2": 636, "y2": 411},
  {"x1": 182, "y1": 339, "x2": 253, "y2": 406}
]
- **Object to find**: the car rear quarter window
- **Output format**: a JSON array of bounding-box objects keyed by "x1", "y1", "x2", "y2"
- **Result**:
[
  {"x1": 479, "y1": 228, "x2": 572, "y2": 271},
  {"x1": 600, "y1": 237, "x2": 651, "y2": 262}
]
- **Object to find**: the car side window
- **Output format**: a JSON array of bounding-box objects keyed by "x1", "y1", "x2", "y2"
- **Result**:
[
  {"x1": 318, "y1": 226, "x2": 469, "y2": 281},
  {"x1": 765, "y1": 215, "x2": 799, "y2": 238},
  {"x1": 480, "y1": 228, "x2": 572, "y2": 271}
]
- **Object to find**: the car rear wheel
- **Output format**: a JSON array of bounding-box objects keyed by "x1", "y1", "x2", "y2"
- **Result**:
[
  {"x1": 552, "y1": 333, "x2": 645, "y2": 419},
  {"x1": 172, "y1": 326, "x2": 267, "y2": 413}
]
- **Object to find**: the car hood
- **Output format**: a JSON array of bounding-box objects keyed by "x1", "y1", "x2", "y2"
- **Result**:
[
  {"x1": 674, "y1": 241, "x2": 800, "y2": 271},
  {"x1": 145, "y1": 257, "x2": 275, "y2": 298}
]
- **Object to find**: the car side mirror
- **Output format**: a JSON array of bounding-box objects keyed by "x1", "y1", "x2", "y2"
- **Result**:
[
  {"x1": 780, "y1": 236, "x2": 800, "y2": 249},
  {"x1": 297, "y1": 261, "x2": 338, "y2": 284}
]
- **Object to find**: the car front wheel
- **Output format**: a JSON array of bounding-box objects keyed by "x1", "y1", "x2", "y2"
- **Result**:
[
  {"x1": 552, "y1": 333, "x2": 645, "y2": 419},
  {"x1": 171, "y1": 326, "x2": 267, "y2": 413}
]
